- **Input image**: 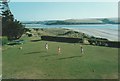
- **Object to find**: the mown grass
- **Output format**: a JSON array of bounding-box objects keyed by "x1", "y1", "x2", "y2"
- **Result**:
[{"x1": 2, "y1": 37, "x2": 118, "y2": 79}]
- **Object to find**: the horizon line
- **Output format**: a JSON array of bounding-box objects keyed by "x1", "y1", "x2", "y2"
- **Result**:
[{"x1": 20, "y1": 17, "x2": 118, "y2": 21}]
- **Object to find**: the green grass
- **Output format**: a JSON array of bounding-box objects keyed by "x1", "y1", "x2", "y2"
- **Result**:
[{"x1": 2, "y1": 37, "x2": 118, "y2": 79}]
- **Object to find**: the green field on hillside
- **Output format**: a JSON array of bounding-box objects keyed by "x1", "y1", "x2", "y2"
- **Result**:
[{"x1": 2, "y1": 36, "x2": 118, "y2": 79}]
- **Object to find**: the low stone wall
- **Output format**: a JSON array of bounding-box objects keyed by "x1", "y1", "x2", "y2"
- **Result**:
[
  {"x1": 41, "y1": 36, "x2": 83, "y2": 43},
  {"x1": 41, "y1": 36, "x2": 119, "y2": 48},
  {"x1": 88, "y1": 39, "x2": 120, "y2": 48}
]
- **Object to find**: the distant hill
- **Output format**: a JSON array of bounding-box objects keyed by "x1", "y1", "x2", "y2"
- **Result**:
[
  {"x1": 108, "y1": 18, "x2": 119, "y2": 23},
  {"x1": 45, "y1": 18, "x2": 119, "y2": 25},
  {"x1": 22, "y1": 21, "x2": 43, "y2": 24},
  {"x1": 22, "y1": 18, "x2": 119, "y2": 25},
  {"x1": 64, "y1": 19, "x2": 103, "y2": 24}
]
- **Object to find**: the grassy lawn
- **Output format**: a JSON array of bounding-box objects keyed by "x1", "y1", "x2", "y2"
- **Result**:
[{"x1": 2, "y1": 36, "x2": 118, "y2": 79}]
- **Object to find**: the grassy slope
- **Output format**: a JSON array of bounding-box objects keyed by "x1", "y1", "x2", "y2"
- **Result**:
[
  {"x1": 2, "y1": 36, "x2": 118, "y2": 79},
  {"x1": 29, "y1": 28, "x2": 84, "y2": 38}
]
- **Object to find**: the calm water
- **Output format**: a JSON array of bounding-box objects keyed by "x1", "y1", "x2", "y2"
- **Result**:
[
  {"x1": 25, "y1": 24, "x2": 119, "y2": 41},
  {"x1": 25, "y1": 24, "x2": 118, "y2": 29}
]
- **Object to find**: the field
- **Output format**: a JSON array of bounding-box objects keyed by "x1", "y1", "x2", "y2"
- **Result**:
[
  {"x1": 2, "y1": 28, "x2": 118, "y2": 79},
  {"x1": 2, "y1": 36, "x2": 118, "y2": 79}
]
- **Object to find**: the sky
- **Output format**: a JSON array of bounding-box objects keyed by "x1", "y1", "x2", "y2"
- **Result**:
[
  {"x1": 8, "y1": 2, "x2": 118, "y2": 21},
  {"x1": 10, "y1": 0, "x2": 120, "y2": 2}
]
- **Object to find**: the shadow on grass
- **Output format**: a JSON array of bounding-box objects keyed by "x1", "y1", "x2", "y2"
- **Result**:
[
  {"x1": 30, "y1": 39, "x2": 41, "y2": 42},
  {"x1": 57, "y1": 55, "x2": 82, "y2": 60},
  {"x1": 40, "y1": 54, "x2": 57, "y2": 58},
  {"x1": 24, "y1": 51, "x2": 46, "y2": 55}
]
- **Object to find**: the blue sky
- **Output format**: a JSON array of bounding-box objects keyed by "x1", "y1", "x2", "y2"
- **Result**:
[
  {"x1": 9, "y1": 2, "x2": 118, "y2": 21},
  {"x1": 10, "y1": 0, "x2": 119, "y2": 2}
]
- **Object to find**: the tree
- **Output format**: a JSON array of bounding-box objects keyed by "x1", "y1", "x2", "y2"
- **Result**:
[{"x1": 1, "y1": 1, "x2": 25, "y2": 40}]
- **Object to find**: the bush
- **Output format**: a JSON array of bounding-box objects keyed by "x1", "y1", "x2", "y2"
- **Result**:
[{"x1": 28, "y1": 34, "x2": 33, "y2": 37}]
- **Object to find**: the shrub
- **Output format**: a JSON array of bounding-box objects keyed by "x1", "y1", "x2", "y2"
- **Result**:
[{"x1": 28, "y1": 34, "x2": 33, "y2": 37}]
